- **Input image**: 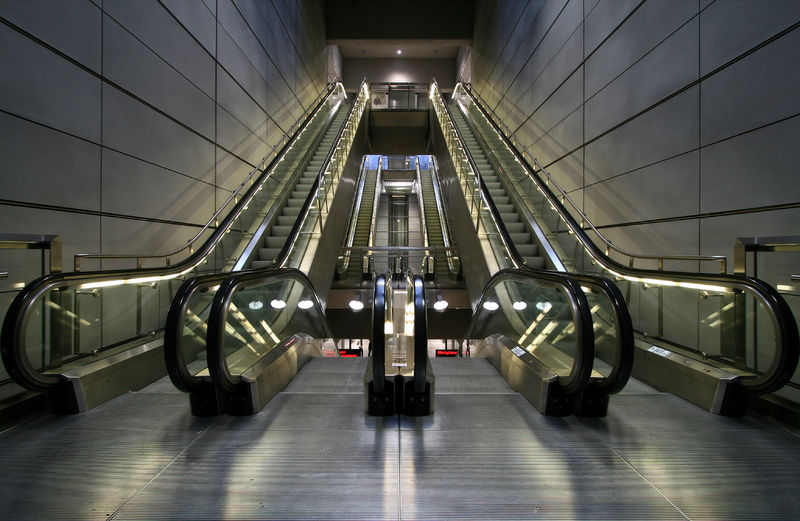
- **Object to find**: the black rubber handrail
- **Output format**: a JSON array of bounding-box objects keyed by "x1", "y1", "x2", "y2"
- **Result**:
[
  {"x1": 465, "y1": 268, "x2": 595, "y2": 394},
  {"x1": 458, "y1": 83, "x2": 799, "y2": 394},
  {"x1": 164, "y1": 82, "x2": 362, "y2": 393},
  {"x1": 1, "y1": 82, "x2": 342, "y2": 392},
  {"x1": 437, "y1": 82, "x2": 633, "y2": 395},
  {"x1": 412, "y1": 273, "x2": 428, "y2": 394},
  {"x1": 371, "y1": 271, "x2": 390, "y2": 394}
]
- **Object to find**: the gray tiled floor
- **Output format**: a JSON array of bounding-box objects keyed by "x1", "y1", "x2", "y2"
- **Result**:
[{"x1": 0, "y1": 357, "x2": 798, "y2": 520}]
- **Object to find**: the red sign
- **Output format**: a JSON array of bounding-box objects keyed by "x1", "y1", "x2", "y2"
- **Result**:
[
  {"x1": 338, "y1": 349, "x2": 363, "y2": 358},
  {"x1": 435, "y1": 349, "x2": 459, "y2": 357}
]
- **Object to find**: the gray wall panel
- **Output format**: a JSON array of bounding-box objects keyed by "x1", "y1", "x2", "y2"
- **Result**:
[
  {"x1": 0, "y1": 0, "x2": 101, "y2": 72},
  {"x1": 584, "y1": 87, "x2": 699, "y2": 184},
  {"x1": 584, "y1": 0, "x2": 697, "y2": 98},
  {"x1": 583, "y1": 0, "x2": 639, "y2": 55},
  {"x1": 102, "y1": 84, "x2": 215, "y2": 182},
  {"x1": 0, "y1": 23, "x2": 101, "y2": 142},
  {"x1": 101, "y1": 149, "x2": 215, "y2": 225},
  {"x1": 161, "y1": 0, "x2": 216, "y2": 55},
  {"x1": 216, "y1": 105, "x2": 267, "y2": 167},
  {"x1": 699, "y1": 0, "x2": 800, "y2": 75},
  {"x1": 216, "y1": 66, "x2": 267, "y2": 142},
  {"x1": 583, "y1": 151, "x2": 699, "y2": 226},
  {"x1": 102, "y1": 15, "x2": 215, "y2": 139},
  {"x1": 585, "y1": 17, "x2": 698, "y2": 141},
  {"x1": 0, "y1": 113, "x2": 100, "y2": 210},
  {"x1": 103, "y1": 0, "x2": 215, "y2": 97},
  {"x1": 700, "y1": 117, "x2": 800, "y2": 213},
  {"x1": 700, "y1": 28, "x2": 800, "y2": 145}
]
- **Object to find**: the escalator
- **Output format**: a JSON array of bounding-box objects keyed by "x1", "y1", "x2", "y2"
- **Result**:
[
  {"x1": 431, "y1": 80, "x2": 799, "y2": 415},
  {"x1": 252, "y1": 109, "x2": 350, "y2": 268},
  {"x1": 417, "y1": 156, "x2": 459, "y2": 279},
  {"x1": 337, "y1": 155, "x2": 380, "y2": 281},
  {"x1": 0, "y1": 81, "x2": 367, "y2": 414},
  {"x1": 165, "y1": 81, "x2": 370, "y2": 415}
]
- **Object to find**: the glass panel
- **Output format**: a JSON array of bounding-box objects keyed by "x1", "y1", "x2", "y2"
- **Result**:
[
  {"x1": 469, "y1": 278, "x2": 578, "y2": 377},
  {"x1": 221, "y1": 277, "x2": 329, "y2": 377}
]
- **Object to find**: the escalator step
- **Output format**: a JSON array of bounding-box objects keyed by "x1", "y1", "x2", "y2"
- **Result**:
[
  {"x1": 251, "y1": 260, "x2": 274, "y2": 269},
  {"x1": 285, "y1": 198, "x2": 305, "y2": 207},
  {"x1": 277, "y1": 215, "x2": 296, "y2": 226},
  {"x1": 266, "y1": 236, "x2": 286, "y2": 248},
  {"x1": 517, "y1": 243, "x2": 538, "y2": 256},
  {"x1": 510, "y1": 232, "x2": 531, "y2": 243},
  {"x1": 257, "y1": 247, "x2": 280, "y2": 261},
  {"x1": 499, "y1": 211, "x2": 518, "y2": 222},
  {"x1": 505, "y1": 222, "x2": 524, "y2": 233},
  {"x1": 524, "y1": 256, "x2": 545, "y2": 269},
  {"x1": 272, "y1": 225, "x2": 292, "y2": 236},
  {"x1": 283, "y1": 206, "x2": 301, "y2": 217}
]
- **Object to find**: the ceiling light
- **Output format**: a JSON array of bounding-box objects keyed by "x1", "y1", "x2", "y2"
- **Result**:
[
  {"x1": 396, "y1": 49, "x2": 402, "y2": 55},
  {"x1": 249, "y1": 300, "x2": 263, "y2": 310},
  {"x1": 298, "y1": 299, "x2": 313, "y2": 310},
  {"x1": 512, "y1": 301, "x2": 527, "y2": 311},
  {"x1": 349, "y1": 298, "x2": 364, "y2": 311},
  {"x1": 482, "y1": 301, "x2": 499, "y2": 311},
  {"x1": 536, "y1": 301, "x2": 552, "y2": 312},
  {"x1": 433, "y1": 295, "x2": 448, "y2": 312},
  {"x1": 270, "y1": 299, "x2": 286, "y2": 309}
]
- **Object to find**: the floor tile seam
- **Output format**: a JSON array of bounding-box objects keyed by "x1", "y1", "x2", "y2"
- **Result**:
[
  {"x1": 105, "y1": 417, "x2": 221, "y2": 520},
  {"x1": 589, "y1": 430, "x2": 692, "y2": 521}
]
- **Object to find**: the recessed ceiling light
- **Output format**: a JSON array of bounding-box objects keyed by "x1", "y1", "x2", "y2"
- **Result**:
[
  {"x1": 270, "y1": 299, "x2": 286, "y2": 309},
  {"x1": 396, "y1": 49, "x2": 402, "y2": 55},
  {"x1": 298, "y1": 299, "x2": 313, "y2": 310},
  {"x1": 349, "y1": 299, "x2": 364, "y2": 311},
  {"x1": 482, "y1": 301, "x2": 499, "y2": 311}
]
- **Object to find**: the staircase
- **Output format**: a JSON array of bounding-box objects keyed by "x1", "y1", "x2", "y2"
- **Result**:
[
  {"x1": 449, "y1": 108, "x2": 545, "y2": 269},
  {"x1": 251, "y1": 109, "x2": 349, "y2": 269}
]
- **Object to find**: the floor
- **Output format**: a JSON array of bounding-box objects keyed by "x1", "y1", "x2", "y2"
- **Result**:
[{"x1": 0, "y1": 357, "x2": 798, "y2": 520}]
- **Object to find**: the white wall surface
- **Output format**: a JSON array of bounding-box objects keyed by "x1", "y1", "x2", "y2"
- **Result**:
[
  {"x1": 468, "y1": 0, "x2": 800, "y2": 275},
  {"x1": 0, "y1": 0, "x2": 327, "y2": 281}
]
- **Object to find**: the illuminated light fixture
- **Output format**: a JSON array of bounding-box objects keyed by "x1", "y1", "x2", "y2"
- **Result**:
[
  {"x1": 249, "y1": 300, "x2": 264, "y2": 310},
  {"x1": 396, "y1": 49, "x2": 402, "y2": 55},
  {"x1": 270, "y1": 299, "x2": 287, "y2": 309},
  {"x1": 433, "y1": 295, "x2": 449, "y2": 312},
  {"x1": 580, "y1": 286, "x2": 592, "y2": 293},
  {"x1": 535, "y1": 301, "x2": 552, "y2": 312},
  {"x1": 298, "y1": 299, "x2": 314, "y2": 310},
  {"x1": 349, "y1": 297, "x2": 364, "y2": 311},
  {"x1": 512, "y1": 301, "x2": 527, "y2": 311},
  {"x1": 483, "y1": 301, "x2": 499, "y2": 311}
]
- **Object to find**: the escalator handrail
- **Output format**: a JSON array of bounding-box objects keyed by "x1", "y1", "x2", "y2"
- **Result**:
[
  {"x1": 204, "y1": 268, "x2": 332, "y2": 393},
  {"x1": 412, "y1": 273, "x2": 428, "y2": 394},
  {"x1": 429, "y1": 156, "x2": 459, "y2": 275},
  {"x1": 165, "y1": 80, "x2": 368, "y2": 394},
  {"x1": 1, "y1": 84, "x2": 346, "y2": 393},
  {"x1": 465, "y1": 268, "x2": 595, "y2": 394},
  {"x1": 372, "y1": 270, "x2": 392, "y2": 393},
  {"x1": 74, "y1": 81, "x2": 343, "y2": 270},
  {"x1": 454, "y1": 82, "x2": 799, "y2": 394}
]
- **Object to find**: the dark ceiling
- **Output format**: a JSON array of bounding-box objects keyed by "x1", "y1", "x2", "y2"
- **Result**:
[{"x1": 324, "y1": 0, "x2": 474, "y2": 40}]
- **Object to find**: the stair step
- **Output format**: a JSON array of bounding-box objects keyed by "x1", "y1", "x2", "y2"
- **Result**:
[
  {"x1": 524, "y1": 256, "x2": 545, "y2": 270},
  {"x1": 266, "y1": 236, "x2": 286, "y2": 248},
  {"x1": 516, "y1": 243, "x2": 538, "y2": 256},
  {"x1": 257, "y1": 247, "x2": 280, "y2": 261},
  {"x1": 510, "y1": 232, "x2": 531, "y2": 243}
]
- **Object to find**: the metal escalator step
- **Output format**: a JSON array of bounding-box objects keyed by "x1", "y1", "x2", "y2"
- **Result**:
[
  {"x1": 285, "y1": 198, "x2": 305, "y2": 207},
  {"x1": 265, "y1": 236, "x2": 286, "y2": 248},
  {"x1": 496, "y1": 204, "x2": 514, "y2": 213},
  {"x1": 485, "y1": 181, "x2": 502, "y2": 190},
  {"x1": 277, "y1": 215, "x2": 296, "y2": 226},
  {"x1": 283, "y1": 206, "x2": 301, "y2": 217},
  {"x1": 524, "y1": 256, "x2": 545, "y2": 269},
  {"x1": 251, "y1": 260, "x2": 274, "y2": 269},
  {"x1": 492, "y1": 196, "x2": 510, "y2": 205},
  {"x1": 516, "y1": 243, "x2": 538, "y2": 256},
  {"x1": 505, "y1": 222, "x2": 524, "y2": 233},
  {"x1": 510, "y1": 232, "x2": 531, "y2": 243},
  {"x1": 257, "y1": 247, "x2": 280, "y2": 261},
  {"x1": 271, "y1": 225, "x2": 292, "y2": 236},
  {"x1": 499, "y1": 212, "x2": 519, "y2": 222},
  {"x1": 292, "y1": 190, "x2": 309, "y2": 198}
]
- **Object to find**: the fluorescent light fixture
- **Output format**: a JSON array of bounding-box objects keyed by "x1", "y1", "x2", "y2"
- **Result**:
[
  {"x1": 249, "y1": 300, "x2": 264, "y2": 310},
  {"x1": 512, "y1": 301, "x2": 527, "y2": 311},
  {"x1": 483, "y1": 301, "x2": 499, "y2": 311},
  {"x1": 298, "y1": 299, "x2": 314, "y2": 310},
  {"x1": 270, "y1": 299, "x2": 286, "y2": 309}
]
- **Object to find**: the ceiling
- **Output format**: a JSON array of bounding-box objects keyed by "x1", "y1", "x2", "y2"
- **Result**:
[{"x1": 331, "y1": 39, "x2": 468, "y2": 59}]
